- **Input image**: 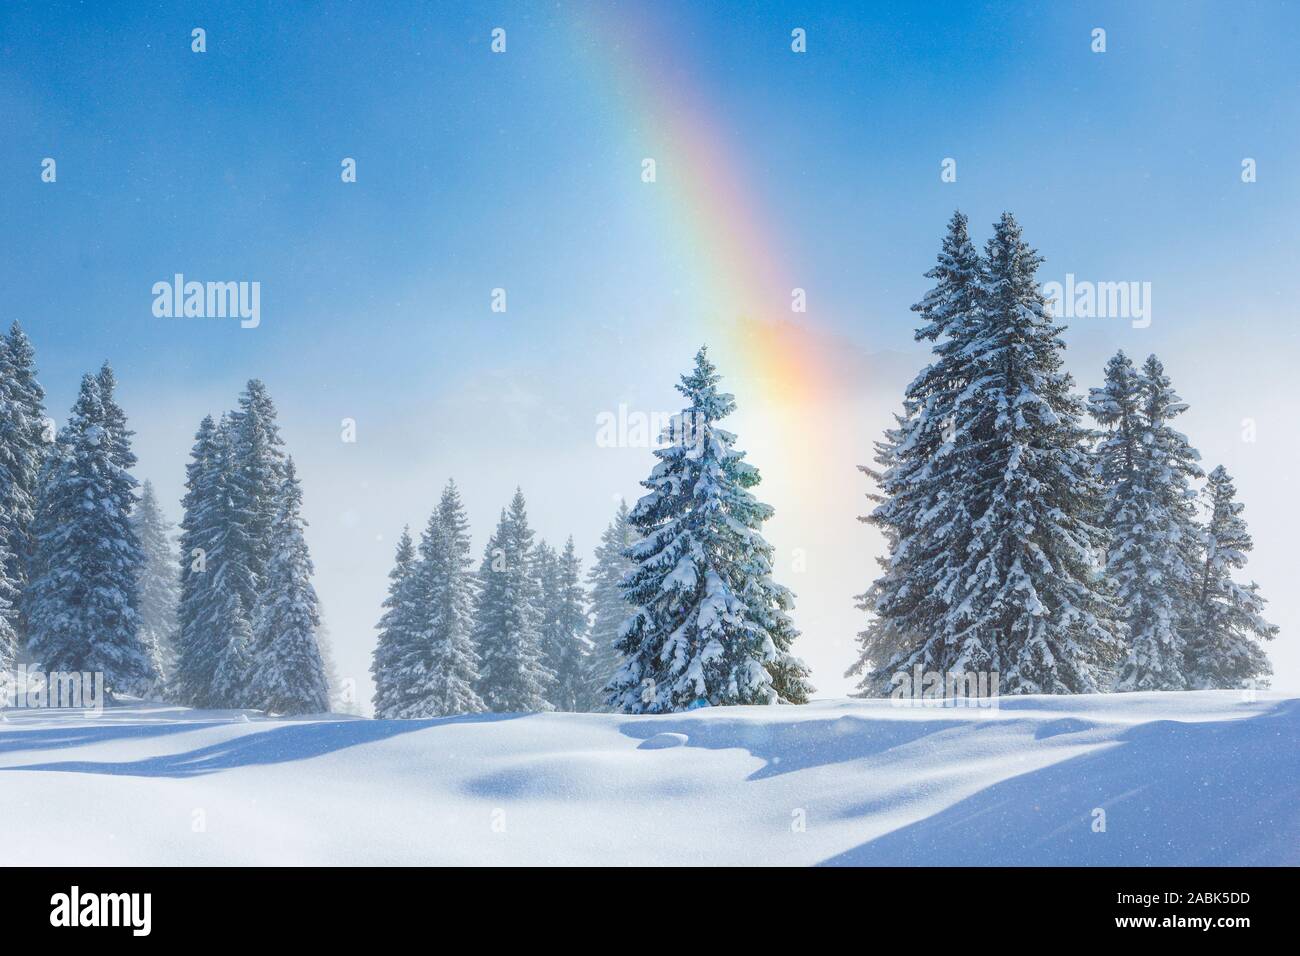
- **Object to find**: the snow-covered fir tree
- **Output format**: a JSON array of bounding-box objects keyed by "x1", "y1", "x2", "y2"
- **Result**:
[
  {"x1": 539, "y1": 536, "x2": 591, "y2": 712},
  {"x1": 473, "y1": 489, "x2": 553, "y2": 712},
  {"x1": 848, "y1": 211, "x2": 985, "y2": 695},
  {"x1": 1184, "y1": 465, "x2": 1276, "y2": 688},
  {"x1": 609, "y1": 347, "x2": 812, "y2": 713},
  {"x1": 371, "y1": 527, "x2": 419, "y2": 719},
  {"x1": 581, "y1": 500, "x2": 637, "y2": 710},
  {"x1": 865, "y1": 214, "x2": 1122, "y2": 696},
  {"x1": 403, "y1": 480, "x2": 486, "y2": 717},
  {"x1": 0, "y1": 527, "x2": 18, "y2": 696},
  {"x1": 27, "y1": 371, "x2": 155, "y2": 696},
  {"x1": 131, "y1": 480, "x2": 179, "y2": 688},
  {"x1": 249, "y1": 458, "x2": 330, "y2": 715},
  {"x1": 209, "y1": 590, "x2": 254, "y2": 709},
  {"x1": 0, "y1": 323, "x2": 47, "y2": 640},
  {"x1": 1092, "y1": 353, "x2": 1204, "y2": 691},
  {"x1": 173, "y1": 415, "x2": 226, "y2": 706},
  {"x1": 227, "y1": 379, "x2": 287, "y2": 611}
]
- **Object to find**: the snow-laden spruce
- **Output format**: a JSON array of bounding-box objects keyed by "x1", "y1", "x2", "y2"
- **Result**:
[
  {"x1": 1090, "y1": 354, "x2": 1207, "y2": 690},
  {"x1": 27, "y1": 370, "x2": 156, "y2": 697},
  {"x1": 582, "y1": 500, "x2": 637, "y2": 710},
  {"x1": 173, "y1": 416, "x2": 227, "y2": 706},
  {"x1": 403, "y1": 480, "x2": 486, "y2": 718},
  {"x1": 849, "y1": 211, "x2": 985, "y2": 694},
  {"x1": 948, "y1": 215, "x2": 1123, "y2": 693},
  {"x1": 371, "y1": 527, "x2": 419, "y2": 718},
  {"x1": 1089, "y1": 352, "x2": 1203, "y2": 691},
  {"x1": 132, "y1": 480, "x2": 179, "y2": 687},
  {"x1": 474, "y1": 489, "x2": 553, "y2": 712},
  {"x1": 172, "y1": 382, "x2": 317, "y2": 712},
  {"x1": 1185, "y1": 465, "x2": 1276, "y2": 688},
  {"x1": 225, "y1": 380, "x2": 287, "y2": 614},
  {"x1": 174, "y1": 414, "x2": 257, "y2": 706},
  {"x1": 856, "y1": 213, "x2": 1123, "y2": 696},
  {"x1": 209, "y1": 590, "x2": 254, "y2": 709},
  {"x1": 249, "y1": 458, "x2": 330, "y2": 715},
  {"x1": 609, "y1": 347, "x2": 812, "y2": 713},
  {"x1": 0, "y1": 322, "x2": 47, "y2": 640},
  {"x1": 0, "y1": 525, "x2": 17, "y2": 694},
  {"x1": 538, "y1": 536, "x2": 591, "y2": 712}
]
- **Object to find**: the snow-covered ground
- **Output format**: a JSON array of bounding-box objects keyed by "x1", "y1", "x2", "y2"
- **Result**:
[{"x1": 1, "y1": 691, "x2": 1295, "y2": 866}]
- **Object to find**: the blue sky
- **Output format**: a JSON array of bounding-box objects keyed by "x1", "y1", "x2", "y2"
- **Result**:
[{"x1": 3, "y1": 0, "x2": 1297, "y2": 701}]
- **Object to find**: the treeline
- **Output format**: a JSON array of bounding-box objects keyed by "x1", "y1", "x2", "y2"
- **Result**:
[
  {"x1": 0, "y1": 325, "x2": 331, "y2": 714},
  {"x1": 370, "y1": 486, "x2": 636, "y2": 716},
  {"x1": 850, "y1": 211, "x2": 1277, "y2": 695},
  {"x1": 170, "y1": 384, "x2": 330, "y2": 714},
  {"x1": 372, "y1": 347, "x2": 814, "y2": 717}
]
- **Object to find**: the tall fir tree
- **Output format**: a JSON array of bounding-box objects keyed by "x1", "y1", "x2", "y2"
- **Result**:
[
  {"x1": 1093, "y1": 353, "x2": 1204, "y2": 691},
  {"x1": 371, "y1": 527, "x2": 419, "y2": 719},
  {"x1": 1185, "y1": 466, "x2": 1276, "y2": 688},
  {"x1": 582, "y1": 500, "x2": 637, "y2": 710},
  {"x1": 131, "y1": 480, "x2": 178, "y2": 690},
  {"x1": 0, "y1": 322, "x2": 47, "y2": 643},
  {"x1": 209, "y1": 590, "x2": 254, "y2": 709},
  {"x1": 609, "y1": 348, "x2": 812, "y2": 713},
  {"x1": 403, "y1": 480, "x2": 486, "y2": 717},
  {"x1": 27, "y1": 372, "x2": 155, "y2": 696},
  {"x1": 893, "y1": 214, "x2": 1122, "y2": 695},
  {"x1": 473, "y1": 490, "x2": 553, "y2": 712},
  {"x1": 849, "y1": 211, "x2": 986, "y2": 695},
  {"x1": 227, "y1": 379, "x2": 286, "y2": 610},
  {"x1": 173, "y1": 416, "x2": 226, "y2": 706},
  {"x1": 0, "y1": 525, "x2": 17, "y2": 696},
  {"x1": 249, "y1": 458, "x2": 330, "y2": 715},
  {"x1": 539, "y1": 536, "x2": 590, "y2": 712}
]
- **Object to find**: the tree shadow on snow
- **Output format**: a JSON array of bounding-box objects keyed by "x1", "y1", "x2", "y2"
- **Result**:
[
  {"x1": 619, "y1": 712, "x2": 973, "y2": 781},
  {"x1": 0, "y1": 711, "x2": 528, "y2": 778},
  {"x1": 818, "y1": 698, "x2": 1300, "y2": 867},
  {"x1": 0, "y1": 719, "x2": 232, "y2": 755}
]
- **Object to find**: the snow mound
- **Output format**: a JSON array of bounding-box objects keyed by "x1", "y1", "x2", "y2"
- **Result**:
[
  {"x1": 0, "y1": 691, "x2": 1295, "y2": 866},
  {"x1": 639, "y1": 732, "x2": 689, "y2": 749}
]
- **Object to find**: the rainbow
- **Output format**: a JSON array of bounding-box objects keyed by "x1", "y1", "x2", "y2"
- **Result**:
[{"x1": 572, "y1": 5, "x2": 831, "y2": 407}]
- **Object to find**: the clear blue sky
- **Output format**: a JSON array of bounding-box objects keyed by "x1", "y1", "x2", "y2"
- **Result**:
[{"x1": 3, "y1": 0, "x2": 1297, "y2": 702}]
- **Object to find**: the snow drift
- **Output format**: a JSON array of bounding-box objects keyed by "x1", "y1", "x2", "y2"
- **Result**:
[{"x1": 0, "y1": 690, "x2": 1295, "y2": 866}]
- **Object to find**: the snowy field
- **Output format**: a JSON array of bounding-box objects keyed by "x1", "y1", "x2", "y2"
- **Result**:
[{"x1": 1, "y1": 690, "x2": 1296, "y2": 866}]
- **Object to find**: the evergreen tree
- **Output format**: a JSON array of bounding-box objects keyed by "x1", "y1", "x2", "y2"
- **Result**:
[
  {"x1": 27, "y1": 372, "x2": 155, "y2": 696},
  {"x1": 582, "y1": 500, "x2": 637, "y2": 710},
  {"x1": 404, "y1": 480, "x2": 486, "y2": 717},
  {"x1": 371, "y1": 527, "x2": 419, "y2": 719},
  {"x1": 0, "y1": 525, "x2": 18, "y2": 698},
  {"x1": 916, "y1": 214, "x2": 1122, "y2": 694},
  {"x1": 539, "y1": 536, "x2": 590, "y2": 712},
  {"x1": 173, "y1": 416, "x2": 226, "y2": 706},
  {"x1": 1093, "y1": 354, "x2": 1204, "y2": 691},
  {"x1": 0, "y1": 322, "x2": 47, "y2": 636},
  {"x1": 131, "y1": 480, "x2": 178, "y2": 690},
  {"x1": 609, "y1": 347, "x2": 812, "y2": 713},
  {"x1": 848, "y1": 211, "x2": 984, "y2": 694},
  {"x1": 227, "y1": 379, "x2": 286, "y2": 610},
  {"x1": 473, "y1": 490, "x2": 552, "y2": 712},
  {"x1": 209, "y1": 590, "x2": 254, "y2": 709},
  {"x1": 249, "y1": 458, "x2": 330, "y2": 715},
  {"x1": 1185, "y1": 466, "x2": 1276, "y2": 688}
]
